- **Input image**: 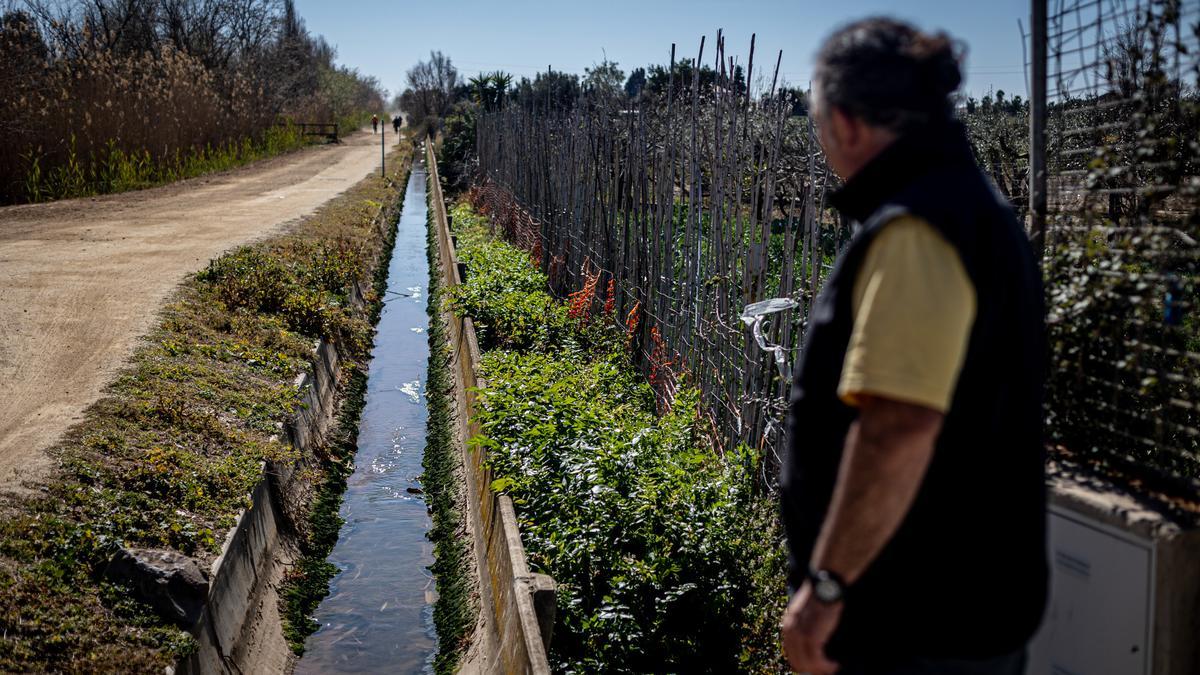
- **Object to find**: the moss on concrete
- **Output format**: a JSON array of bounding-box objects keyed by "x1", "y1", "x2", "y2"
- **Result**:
[{"x1": 423, "y1": 195, "x2": 474, "y2": 674}]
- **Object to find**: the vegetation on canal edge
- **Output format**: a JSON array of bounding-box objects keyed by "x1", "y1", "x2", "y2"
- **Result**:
[
  {"x1": 0, "y1": 146, "x2": 410, "y2": 673},
  {"x1": 446, "y1": 202, "x2": 788, "y2": 673},
  {"x1": 423, "y1": 205, "x2": 474, "y2": 673},
  {"x1": 279, "y1": 360, "x2": 365, "y2": 654},
  {"x1": 277, "y1": 160, "x2": 411, "y2": 655},
  {"x1": 2, "y1": 4, "x2": 387, "y2": 204}
]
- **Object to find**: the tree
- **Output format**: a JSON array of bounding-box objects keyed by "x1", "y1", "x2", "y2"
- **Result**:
[
  {"x1": 512, "y1": 69, "x2": 580, "y2": 111},
  {"x1": 775, "y1": 86, "x2": 808, "y2": 116},
  {"x1": 643, "y1": 59, "x2": 742, "y2": 98},
  {"x1": 624, "y1": 67, "x2": 646, "y2": 100},
  {"x1": 401, "y1": 50, "x2": 460, "y2": 133},
  {"x1": 583, "y1": 59, "x2": 624, "y2": 99},
  {"x1": 469, "y1": 71, "x2": 511, "y2": 112}
]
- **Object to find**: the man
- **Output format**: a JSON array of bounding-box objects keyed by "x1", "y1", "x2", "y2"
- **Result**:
[
  {"x1": 781, "y1": 18, "x2": 1047, "y2": 675},
  {"x1": 392, "y1": 114, "x2": 402, "y2": 134}
]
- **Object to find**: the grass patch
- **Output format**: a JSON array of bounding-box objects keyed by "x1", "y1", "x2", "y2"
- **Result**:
[
  {"x1": 423, "y1": 202, "x2": 474, "y2": 673},
  {"x1": 0, "y1": 142, "x2": 413, "y2": 673}
]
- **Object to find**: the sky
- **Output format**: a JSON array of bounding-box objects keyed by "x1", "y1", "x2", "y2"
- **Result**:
[{"x1": 294, "y1": 0, "x2": 1032, "y2": 104}]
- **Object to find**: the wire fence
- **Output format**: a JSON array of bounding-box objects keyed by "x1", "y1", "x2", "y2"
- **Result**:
[
  {"x1": 472, "y1": 35, "x2": 843, "y2": 481},
  {"x1": 1035, "y1": 0, "x2": 1200, "y2": 495},
  {"x1": 468, "y1": 3, "x2": 1200, "y2": 499}
]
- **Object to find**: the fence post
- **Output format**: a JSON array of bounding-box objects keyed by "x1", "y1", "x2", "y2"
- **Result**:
[
  {"x1": 381, "y1": 123, "x2": 386, "y2": 177},
  {"x1": 1029, "y1": 0, "x2": 1048, "y2": 258}
]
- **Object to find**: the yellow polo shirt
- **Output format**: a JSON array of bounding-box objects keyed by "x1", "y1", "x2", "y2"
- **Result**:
[{"x1": 838, "y1": 216, "x2": 976, "y2": 413}]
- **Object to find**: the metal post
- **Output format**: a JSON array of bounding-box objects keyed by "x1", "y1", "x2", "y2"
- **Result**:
[
  {"x1": 381, "y1": 120, "x2": 386, "y2": 177},
  {"x1": 1029, "y1": 0, "x2": 1048, "y2": 257}
]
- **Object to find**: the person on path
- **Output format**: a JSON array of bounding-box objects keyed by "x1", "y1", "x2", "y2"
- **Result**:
[
  {"x1": 392, "y1": 115, "x2": 402, "y2": 134},
  {"x1": 780, "y1": 18, "x2": 1047, "y2": 675},
  {"x1": 371, "y1": 114, "x2": 379, "y2": 133}
]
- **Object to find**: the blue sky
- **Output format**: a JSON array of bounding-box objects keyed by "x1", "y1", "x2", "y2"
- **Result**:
[{"x1": 295, "y1": 0, "x2": 1031, "y2": 102}]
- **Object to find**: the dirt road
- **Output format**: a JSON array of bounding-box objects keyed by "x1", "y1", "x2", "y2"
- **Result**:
[{"x1": 0, "y1": 130, "x2": 398, "y2": 488}]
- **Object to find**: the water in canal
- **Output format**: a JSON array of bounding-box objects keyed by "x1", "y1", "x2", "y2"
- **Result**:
[{"x1": 295, "y1": 163, "x2": 436, "y2": 673}]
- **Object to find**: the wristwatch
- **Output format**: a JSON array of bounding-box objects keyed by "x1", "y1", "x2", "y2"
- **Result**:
[{"x1": 807, "y1": 567, "x2": 848, "y2": 604}]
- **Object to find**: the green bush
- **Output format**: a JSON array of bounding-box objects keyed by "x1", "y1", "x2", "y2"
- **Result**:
[
  {"x1": 446, "y1": 204, "x2": 572, "y2": 351},
  {"x1": 448, "y1": 201, "x2": 786, "y2": 673},
  {"x1": 476, "y1": 350, "x2": 777, "y2": 672},
  {"x1": 197, "y1": 245, "x2": 370, "y2": 355}
]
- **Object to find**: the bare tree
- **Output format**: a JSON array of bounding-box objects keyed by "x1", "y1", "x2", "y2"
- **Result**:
[{"x1": 401, "y1": 50, "x2": 459, "y2": 132}]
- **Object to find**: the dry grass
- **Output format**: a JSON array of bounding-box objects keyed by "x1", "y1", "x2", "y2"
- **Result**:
[{"x1": 0, "y1": 8, "x2": 385, "y2": 204}]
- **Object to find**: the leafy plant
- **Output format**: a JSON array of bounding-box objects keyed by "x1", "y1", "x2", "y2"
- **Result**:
[
  {"x1": 448, "y1": 200, "x2": 787, "y2": 673},
  {"x1": 446, "y1": 203, "x2": 574, "y2": 351}
]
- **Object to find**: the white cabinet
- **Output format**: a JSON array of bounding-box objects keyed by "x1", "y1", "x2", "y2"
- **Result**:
[{"x1": 1028, "y1": 506, "x2": 1154, "y2": 675}]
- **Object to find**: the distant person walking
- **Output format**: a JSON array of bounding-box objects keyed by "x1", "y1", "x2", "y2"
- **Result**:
[
  {"x1": 392, "y1": 115, "x2": 402, "y2": 134},
  {"x1": 371, "y1": 114, "x2": 379, "y2": 133},
  {"x1": 780, "y1": 18, "x2": 1046, "y2": 675}
]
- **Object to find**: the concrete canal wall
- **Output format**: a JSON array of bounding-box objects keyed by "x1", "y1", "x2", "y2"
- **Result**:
[{"x1": 176, "y1": 193, "x2": 396, "y2": 674}]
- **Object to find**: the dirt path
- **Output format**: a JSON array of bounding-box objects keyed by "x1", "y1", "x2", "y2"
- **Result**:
[{"x1": 0, "y1": 129, "x2": 399, "y2": 488}]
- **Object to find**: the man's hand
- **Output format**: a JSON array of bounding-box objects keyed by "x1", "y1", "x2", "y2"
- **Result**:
[{"x1": 780, "y1": 582, "x2": 842, "y2": 674}]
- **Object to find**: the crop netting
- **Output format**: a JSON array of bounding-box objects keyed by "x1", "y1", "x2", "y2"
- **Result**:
[{"x1": 1039, "y1": 0, "x2": 1200, "y2": 491}]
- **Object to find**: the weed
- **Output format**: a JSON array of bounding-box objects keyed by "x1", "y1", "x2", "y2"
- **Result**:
[{"x1": 423, "y1": 204, "x2": 474, "y2": 673}]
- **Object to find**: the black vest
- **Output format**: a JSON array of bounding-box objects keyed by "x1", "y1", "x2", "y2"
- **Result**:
[{"x1": 782, "y1": 123, "x2": 1048, "y2": 662}]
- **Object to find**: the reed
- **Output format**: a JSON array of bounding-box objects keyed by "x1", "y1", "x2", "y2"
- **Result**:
[{"x1": 0, "y1": 5, "x2": 385, "y2": 205}]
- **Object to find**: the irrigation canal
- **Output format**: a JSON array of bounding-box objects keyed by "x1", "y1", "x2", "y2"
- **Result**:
[{"x1": 295, "y1": 163, "x2": 438, "y2": 673}]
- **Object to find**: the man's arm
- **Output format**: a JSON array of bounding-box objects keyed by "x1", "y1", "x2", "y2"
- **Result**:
[
  {"x1": 811, "y1": 393, "x2": 942, "y2": 583},
  {"x1": 782, "y1": 217, "x2": 972, "y2": 673},
  {"x1": 781, "y1": 393, "x2": 941, "y2": 674}
]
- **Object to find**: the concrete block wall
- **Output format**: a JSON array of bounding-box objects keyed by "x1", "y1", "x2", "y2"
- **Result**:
[{"x1": 427, "y1": 142, "x2": 554, "y2": 674}]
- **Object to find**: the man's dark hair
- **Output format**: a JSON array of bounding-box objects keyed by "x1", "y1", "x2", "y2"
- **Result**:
[{"x1": 814, "y1": 17, "x2": 964, "y2": 132}]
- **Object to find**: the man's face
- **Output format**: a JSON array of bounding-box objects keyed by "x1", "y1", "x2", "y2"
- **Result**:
[
  {"x1": 811, "y1": 84, "x2": 849, "y2": 179},
  {"x1": 810, "y1": 82, "x2": 895, "y2": 181}
]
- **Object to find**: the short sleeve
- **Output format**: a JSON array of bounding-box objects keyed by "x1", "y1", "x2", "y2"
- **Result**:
[{"x1": 838, "y1": 216, "x2": 976, "y2": 413}]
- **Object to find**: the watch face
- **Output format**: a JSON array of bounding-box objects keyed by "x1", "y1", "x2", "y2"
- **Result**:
[{"x1": 814, "y1": 576, "x2": 842, "y2": 603}]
